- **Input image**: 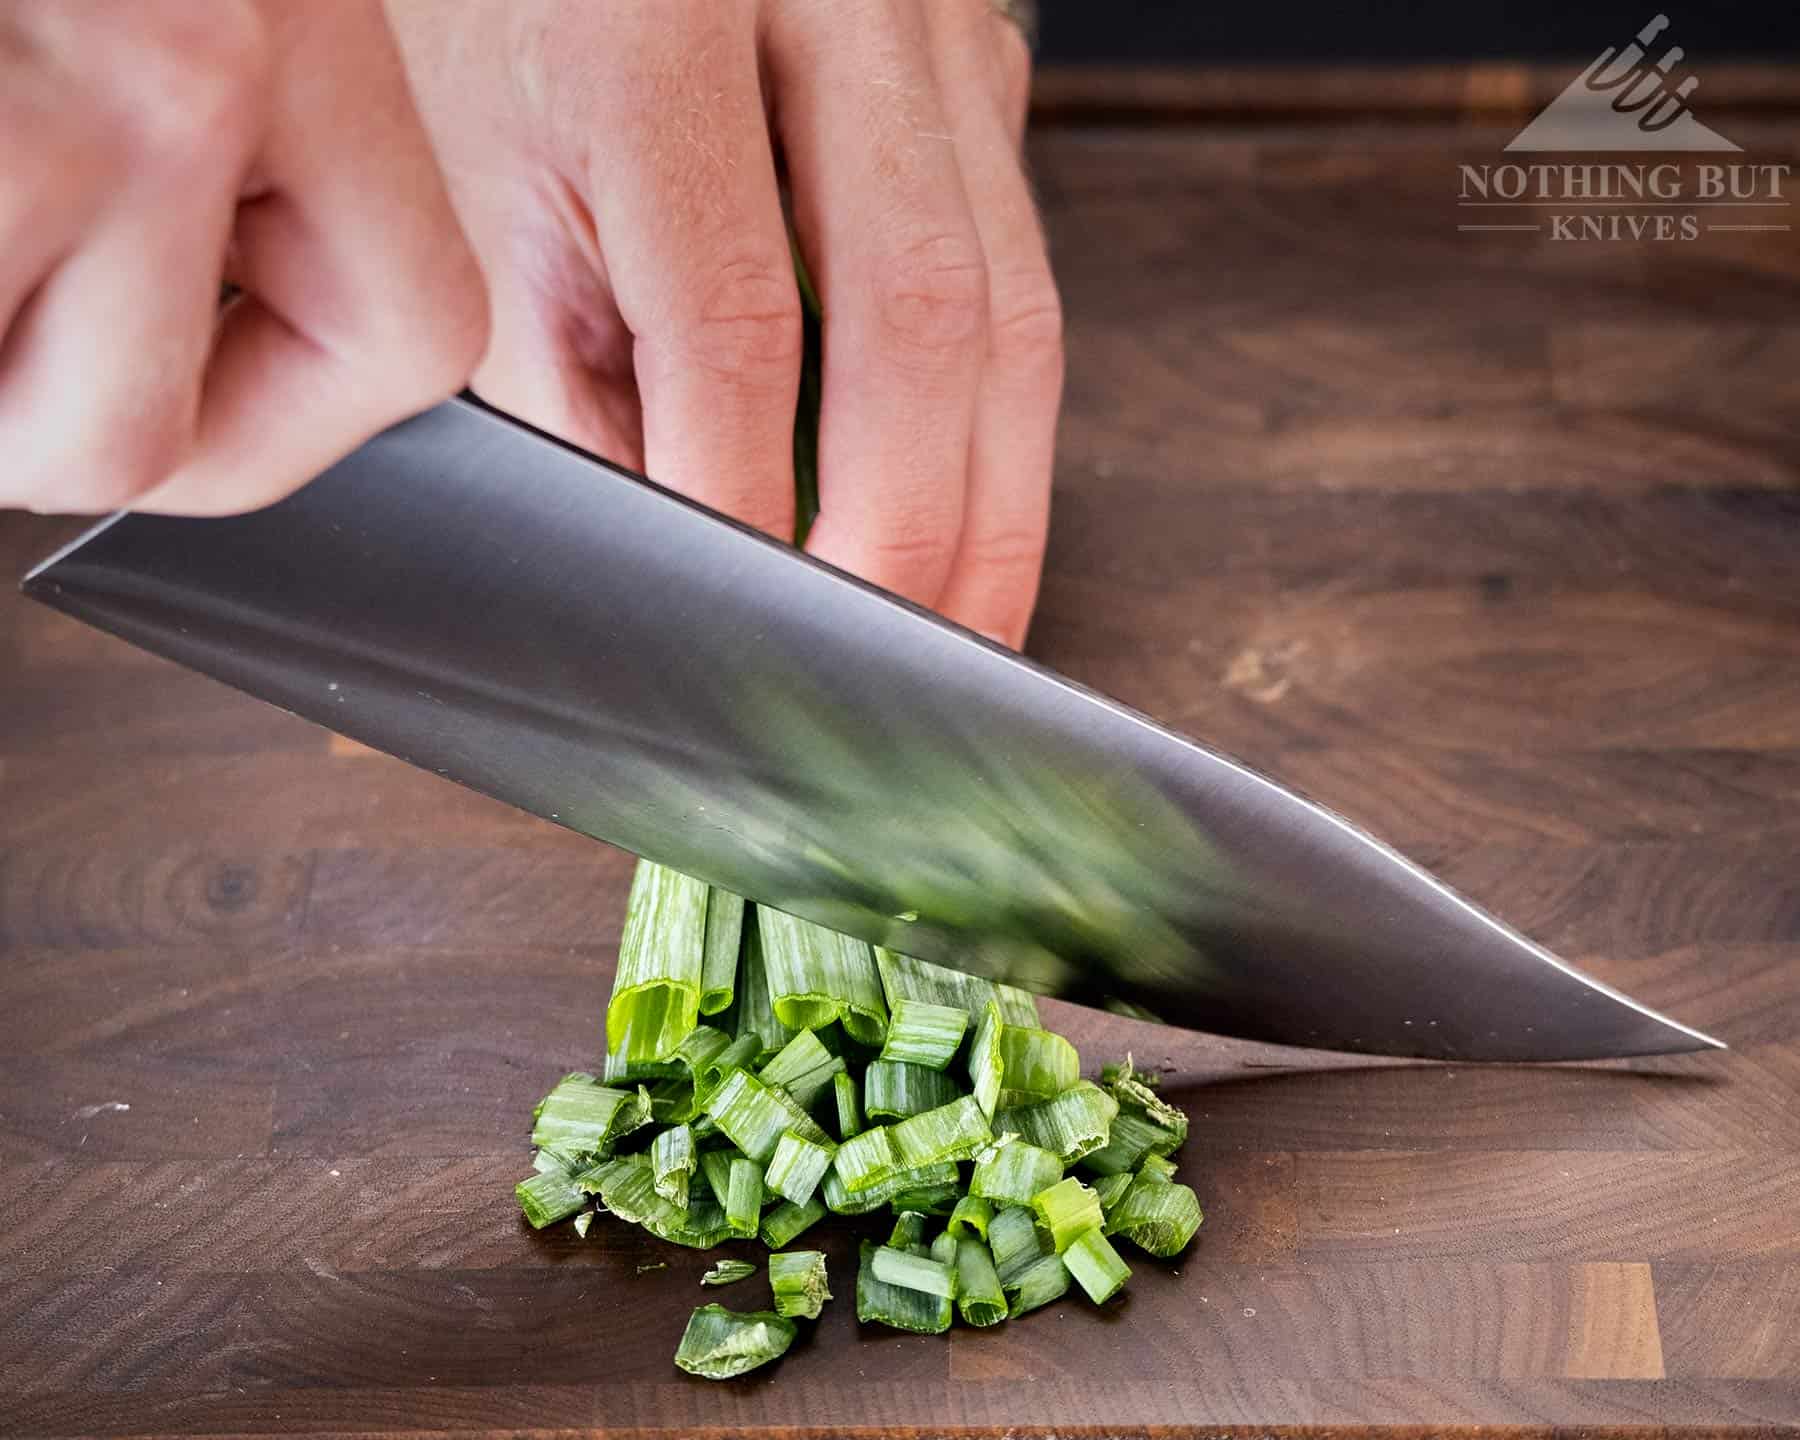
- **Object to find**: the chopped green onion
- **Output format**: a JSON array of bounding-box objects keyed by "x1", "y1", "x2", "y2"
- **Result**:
[
  {"x1": 1031, "y1": 1176, "x2": 1104, "y2": 1253},
  {"x1": 607, "y1": 860, "x2": 709, "y2": 1063},
  {"x1": 1138, "y1": 1151, "x2": 1178, "y2": 1182},
  {"x1": 833, "y1": 1071, "x2": 861, "y2": 1140},
  {"x1": 1063, "y1": 1227, "x2": 1131, "y2": 1303},
  {"x1": 994, "y1": 1081, "x2": 1118, "y2": 1165},
  {"x1": 515, "y1": 1164, "x2": 596, "y2": 1229},
  {"x1": 987, "y1": 1204, "x2": 1049, "y2": 1285},
  {"x1": 970, "y1": 1134, "x2": 1063, "y2": 1207},
  {"x1": 890, "y1": 1094, "x2": 992, "y2": 1169},
  {"x1": 756, "y1": 1029, "x2": 847, "y2": 1109},
  {"x1": 756, "y1": 907, "x2": 888, "y2": 1044},
  {"x1": 705, "y1": 1067, "x2": 830, "y2": 1162},
  {"x1": 863, "y1": 1059, "x2": 963, "y2": 1120},
  {"x1": 875, "y1": 947, "x2": 1040, "y2": 1027},
  {"x1": 954, "y1": 1236, "x2": 1007, "y2": 1327},
  {"x1": 1108, "y1": 1168, "x2": 1203, "y2": 1258},
  {"x1": 889, "y1": 1209, "x2": 931, "y2": 1253},
  {"x1": 696, "y1": 1034, "x2": 762, "y2": 1099},
  {"x1": 871, "y1": 1244, "x2": 956, "y2": 1299},
  {"x1": 673, "y1": 1303, "x2": 796, "y2": 1380},
  {"x1": 878, "y1": 998, "x2": 968, "y2": 1070},
  {"x1": 651, "y1": 1124, "x2": 696, "y2": 1209},
  {"x1": 821, "y1": 1159, "x2": 958, "y2": 1215},
  {"x1": 947, "y1": 1194, "x2": 992, "y2": 1241},
  {"x1": 699, "y1": 1149, "x2": 736, "y2": 1209},
  {"x1": 1003, "y1": 1253, "x2": 1071, "y2": 1317},
  {"x1": 589, "y1": 1156, "x2": 735, "y2": 1249},
  {"x1": 995, "y1": 1025, "x2": 1080, "y2": 1109},
  {"x1": 967, "y1": 1001, "x2": 1002, "y2": 1116},
  {"x1": 530, "y1": 1145, "x2": 576, "y2": 1174},
  {"x1": 702, "y1": 1259, "x2": 758, "y2": 1286},
  {"x1": 764, "y1": 1130, "x2": 836, "y2": 1206},
  {"x1": 1101, "y1": 1054, "x2": 1188, "y2": 1156},
  {"x1": 768, "y1": 1249, "x2": 832, "y2": 1319},
  {"x1": 572, "y1": 1211, "x2": 594, "y2": 1239},
  {"x1": 856, "y1": 1240, "x2": 952, "y2": 1334},
  {"x1": 726, "y1": 1156, "x2": 763, "y2": 1239},
  {"x1": 1091, "y1": 1169, "x2": 1135, "y2": 1221},
  {"x1": 530, "y1": 1073, "x2": 650, "y2": 1156},
  {"x1": 729, "y1": 911, "x2": 797, "y2": 1061},
  {"x1": 1078, "y1": 1107, "x2": 1171, "y2": 1176},
  {"x1": 831, "y1": 1124, "x2": 897, "y2": 1193},
  {"x1": 759, "y1": 1195, "x2": 826, "y2": 1249},
  {"x1": 928, "y1": 1228, "x2": 958, "y2": 1273},
  {"x1": 700, "y1": 887, "x2": 746, "y2": 1015}
]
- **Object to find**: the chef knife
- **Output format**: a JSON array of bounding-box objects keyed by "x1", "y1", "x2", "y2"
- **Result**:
[{"x1": 22, "y1": 397, "x2": 1722, "y2": 1060}]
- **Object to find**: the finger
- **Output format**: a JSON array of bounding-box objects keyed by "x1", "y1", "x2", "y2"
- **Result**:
[
  {"x1": 928, "y1": 4, "x2": 1062, "y2": 647},
  {"x1": 768, "y1": 0, "x2": 988, "y2": 604},
  {"x1": 583, "y1": 1, "x2": 799, "y2": 539},
  {"x1": 137, "y1": 2, "x2": 486, "y2": 515},
  {"x1": 0, "y1": 35, "x2": 254, "y2": 512}
]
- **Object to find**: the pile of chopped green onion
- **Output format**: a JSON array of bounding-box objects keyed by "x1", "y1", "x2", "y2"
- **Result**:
[{"x1": 517, "y1": 859, "x2": 1203, "y2": 1380}]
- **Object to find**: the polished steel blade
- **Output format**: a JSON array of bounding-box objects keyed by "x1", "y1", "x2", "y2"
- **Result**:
[{"x1": 23, "y1": 398, "x2": 1720, "y2": 1060}]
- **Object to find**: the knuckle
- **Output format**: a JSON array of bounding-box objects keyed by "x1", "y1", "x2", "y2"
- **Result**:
[
  {"x1": 677, "y1": 256, "x2": 805, "y2": 381},
  {"x1": 367, "y1": 272, "x2": 492, "y2": 408},
  {"x1": 963, "y1": 521, "x2": 1049, "y2": 580},
  {"x1": 988, "y1": 273, "x2": 1065, "y2": 374},
  {"x1": 871, "y1": 232, "x2": 990, "y2": 359},
  {"x1": 121, "y1": 3, "x2": 269, "y2": 157}
]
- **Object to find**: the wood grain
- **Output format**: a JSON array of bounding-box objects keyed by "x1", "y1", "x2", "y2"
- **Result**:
[{"x1": 3, "y1": 110, "x2": 1799, "y2": 1437}]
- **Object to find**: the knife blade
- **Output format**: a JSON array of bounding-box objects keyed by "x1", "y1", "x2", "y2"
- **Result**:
[{"x1": 22, "y1": 397, "x2": 1721, "y2": 1060}]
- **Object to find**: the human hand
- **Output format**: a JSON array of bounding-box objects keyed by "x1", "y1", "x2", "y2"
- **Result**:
[
  {"x1": 0, "y1": 1, "x2": 487, "y2": 515},
  {"x1": 388, "y1": 0, "x2": 1062, "y2": 647}
]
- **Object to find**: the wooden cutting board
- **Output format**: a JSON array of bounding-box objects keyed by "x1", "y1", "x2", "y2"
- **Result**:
[{"x1": 2, "y1": 114, "x2": 1797, "y2": 1438}]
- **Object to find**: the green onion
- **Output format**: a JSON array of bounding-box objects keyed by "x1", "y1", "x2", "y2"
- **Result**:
[
  {"x1": 1003, "y1": 1253, "x2": 1071, "y2": 1317},
  {"x1": 878, "y1": 998, "x2": 968, "y2": 1070},
  {"x1": 1063, "y1": 1227, "x2": 1131, "y2": 1303},
  {"x1": 705, "y1": 1067, "x2": 830, "y2": 1162},
  {"x1": 768, "y1": 1249, "x2": 832, "y2": 1319},
  {"x1": 987, "y1": 1204, "x2": 1049, "y2": 1285},
  {"x1": 756, "y1": 907, "x2": 888, "y2": 1044},
  {"x1": 994, "y1": 1081, "x2": 1118, "y2": 1165},
  {"x1": 726, "y1": 1156, "x2": 763, "y2": 1239},
  {"x1": 572, "y1": 1210, "x2": 594, "y2": 1238},
  {"x1": 700, "y1": 887, "x2": 746, "y2": 1016},
  {"x1": 696, "y1": 1033, "x2": 762, "y2": 1099},
  {"x1": 863, "y1": 1059, "x2": 963, "y2": 1120},
  {"x1": 756, "y1": 1029, "x2": 847, "y2": 1110},
  {"x1": 589, "y1": 1156, "x2": 735, "y2": 1249},
  {"x1": 515, "y1": 1163, "x2": 598, "y2": 1229},
  {"x1": 607, "y1": 860, "x2": 709, "y2": 1063},
  {"x1": 1032, "y1": 1176, "x2": 1104, "y2": 1253},
  {"x1": 889, "y1": 1173, "x2": 963, "y2": 1216},
  {"x1": 871, "y1": 1244, "x2": 956, "y2": 1299},
  {"x1": 830, "y1": 1124, "x2": 897, "y2": 1193},
  {"x1": 701, "y1": 1259, "x2": 758, "y2": 1287},
  {"x1": 1101, "y1": 1054, "x2": 1188, "y2": 1156},
  {"x1": 1138, "y1": 1151, "x2": 1178, "y2": 1181},
  {"x1": 970, "y1": 1134, "x2": 1064, "y2": 1206},
  {"x1": 729, "y1": 911, "x2": 797, "y2": 1061},
  {"x1": 699, "y1": 1149, "x2": 736, "y2": 1209},
  {"x1": 764, "y1": 1130, "x2": 836, "y2": 1206},
  {"x1": 954, "y1": 1236, "x2": 1007, "y2": 1327},
  {"x1": 833, "y1": 1071, "x2": 861, "y2": 1140},
  {"x1": 928, "y1": 1228, "x2": 958, "y2": 1273},
  {"x1": 651, "y1": 1124, "x2": 696, "y2": 1209},
  {"x1": 530, "y1": 1073, "x2": 650, "y2": 1156},
  {"x1": 1091, "y1": 1169, "x2": 1135, "y2": 1221},
  {"x1": 759, "y1": 1195, "x2": 825, "y2": 1249},
  {"x1": 1078, "y1": 1107, "x2": 1171, "y2": 1176},
  {"x1": 968, "y1": 1000, "x2": 1002, "y2": 1118},
  {"x1": 947, "y1": 1194, "x2": 992, "y2": 1241},
  {"x1": 856, "y1": 1240, "x2": 952, "y2": 1334},
  {"x1": 821, "y1": 1159, "x2": 958, "y2": 1215},
  {"x1": 673, "y1": 1303, "x2": 796, "y2": 1380},
  {"x1": 889, "y1": 1209, "x2": 931, "y2": 1253},
  {"x1": 875, "y1": 947, "x2": 1040, "y2": 1027},
  {"x1": 1108, "y1": 1168, "x2": 1203, "y2": 1258},
  {"x1": 890, "y1": 1094, "x2": 992, "y2": 1169},
  {"x1": 995, "y1": 1025, "x2": 1080, "y2": 1109}
]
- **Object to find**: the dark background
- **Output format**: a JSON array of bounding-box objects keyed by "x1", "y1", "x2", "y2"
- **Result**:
[{"x1": 1038, "y1": 1, "x2": 1800, "y2": 63}]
